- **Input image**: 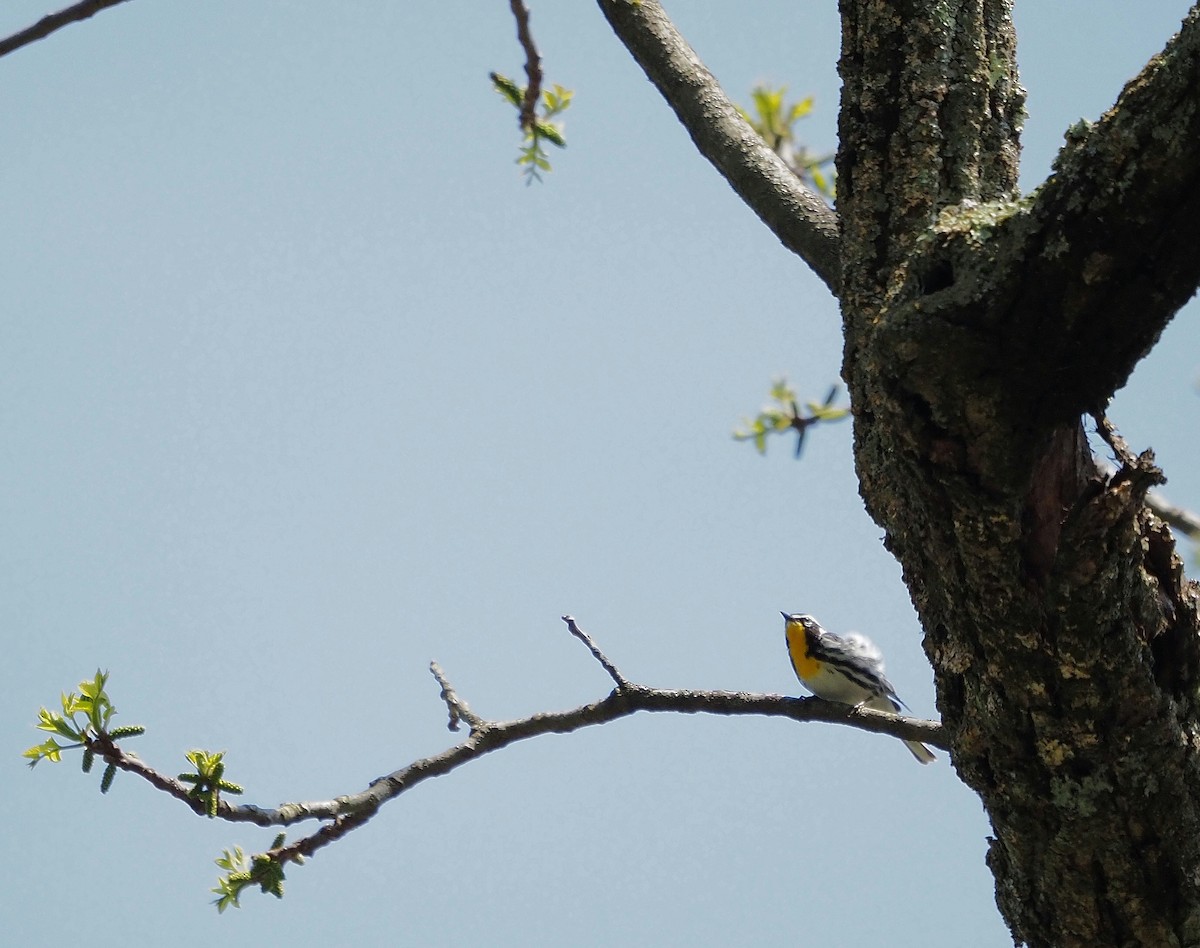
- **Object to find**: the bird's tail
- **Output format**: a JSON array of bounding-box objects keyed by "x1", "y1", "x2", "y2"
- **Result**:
[
  {"x1": 903, "y1": 739, "x2": 937, "y2": 765},
  {"x1": 865, "y1": 694, "x2": 937, "y2": 764}
]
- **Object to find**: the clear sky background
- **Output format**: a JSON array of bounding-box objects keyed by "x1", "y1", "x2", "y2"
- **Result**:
[{"x1": 4, "y1": 2, "x2": 1197, "y2": 946}]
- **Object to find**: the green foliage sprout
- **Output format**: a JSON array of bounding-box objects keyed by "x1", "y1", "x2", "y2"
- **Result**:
[
  {"x1": 212, "y1": 833, "x2": 298, "y2": 912},
  {"x1": 23, "y1": 670, "x2": 145, "y2": 793},
  {"x1": 178, "y1": 749, "x2": 244, "y2": 818},
  {"x1": 733, "y1": 379, "x2": 850, "y2": 457},
  {"x1": 490, "y1": 72, "x2": 572, "y2": 183},
  {"x1": 737, "y1": 85, "x2": 835, "y2": 199}
]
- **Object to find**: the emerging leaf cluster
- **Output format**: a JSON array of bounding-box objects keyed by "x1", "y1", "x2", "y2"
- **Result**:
[
  {"x1": 738, "y1": 85, "x2": 835, "y2": 199},
  {"x1": 212, "y1": 834, "x2": 297, "y2": 912},
  {"x1": 178, "y1": 749, "x2": 244, "y2": 818},
  {"x1": 733, "y1": 379, "x2": 849, "y2": 457},
  {"x1": 23, "y1": 670, "x2": 145, "y2": 792},
  {"x1": 26, "y1": 671, "x2": 275, "y2": 909},
  {"x1": 490, "y1": 72, "x2": 572, "y2": 183}
]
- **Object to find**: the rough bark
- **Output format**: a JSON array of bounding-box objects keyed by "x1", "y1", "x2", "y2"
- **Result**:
[{"x1": 836, "y1": 2, "x2": 1200, "y2": 946}]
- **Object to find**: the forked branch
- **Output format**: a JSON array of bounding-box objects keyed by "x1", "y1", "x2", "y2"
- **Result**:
[{"x1": 81, "y1": 616, "x2": 945, "y2": 870}]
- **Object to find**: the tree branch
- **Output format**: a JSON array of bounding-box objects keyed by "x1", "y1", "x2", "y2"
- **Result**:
[
  {"x1": 1146, "y1": 488, "x2": 1200, "y2": 541},
  {"x1": 860, "y1": 8, "x2": 1200, "y2": 482},
  {"x1": 85, "y1": 625, "x2": 945, "y2": 867},
  {"x1": 272, "y1": 684, "x2": 944, "y2": 863},
  {"x1": 562, "y1": 614, "x2": 631, "y2": 689},
  {"x1": 506, "y1": 0, "x2": 542, "y2": 133},
  {"x1": 430, "y1": 661, "x2": 486, "y2": 733},
  {"x1": 1002, "y1": 6, "x2": 1200, "y2": 423},
  {"x1": 0, "y1": 0, "x2": 132, "y2": 60},
  {"x1": 595, "y1": 0, "x2": 840, "y2": 293}
]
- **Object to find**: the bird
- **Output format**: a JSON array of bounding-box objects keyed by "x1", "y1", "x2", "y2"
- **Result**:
[{"x1": 781, "y1": 612, "x2": 936, "y2": 764}]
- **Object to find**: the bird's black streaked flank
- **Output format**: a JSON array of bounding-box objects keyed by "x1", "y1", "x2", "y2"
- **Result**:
[{"x1": 781, "y1": 612, "x2": 936, "y2": 764}]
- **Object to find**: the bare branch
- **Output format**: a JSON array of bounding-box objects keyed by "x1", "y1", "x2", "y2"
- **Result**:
[
  {"x1": 67, "y1": 617, "x2": 941, "y2": 885},
  {"x1": 561, "y1": 614, "x2": 630, "y2": 690},
  {"x1": 267, "y1": 684, "x2": 946, "y2": 863},
  {"x1": 89, "y1": 678, "x2": 945, "y2": 868},
  {"x1": 506, "y1": 0, "x2": 542, "y2": 132},
  {"x1": 1092, "y1": 412, "x2": 1139, "y2": 469},
  {"x1": 0, "y1": 0, "x2": 132, "y2": 60},
  {"x1": 1147, "y1": 489, "x2": 1200, "y2": 541},
  {"x1": 429, "y1": 661, "x2": 487, "y2": 733},
  {"x1": 595, "y1": 0, "x2": 840, "y2": 293}
]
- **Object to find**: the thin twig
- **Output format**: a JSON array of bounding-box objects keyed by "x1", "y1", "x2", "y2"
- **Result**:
[
  {"x1": 0, "y1": 0, "x2": 132, "y2": 60},
  {"x1": 1091, "y1": 412, "x2": 1139, "y2": 468},
  {"x1": 88, "y1": 733, "x2": 212, "y2": 815},
  {"x1": 561, "y1": 615, "x2": 631, "y2": 690},
  {"x1": 507, "y1": 0, "x2": 542, "y2": 131},
  {"x1": 429, "y1": 661, "x2": 486, "y2": 733}
]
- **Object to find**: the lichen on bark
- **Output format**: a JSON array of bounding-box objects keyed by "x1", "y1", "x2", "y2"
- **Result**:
[{"x1": 837, "y1": 1, "x2": 1200, "y2": 945}]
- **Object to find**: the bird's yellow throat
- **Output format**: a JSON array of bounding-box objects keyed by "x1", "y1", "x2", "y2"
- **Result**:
[{"x1": 785, "y1": 621, "x2": 821, "y2": 681}]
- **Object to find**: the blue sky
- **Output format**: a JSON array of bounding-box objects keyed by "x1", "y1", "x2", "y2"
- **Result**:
[{"x1": 4, "y1": 2, "x2": 1197, "y2": 946}]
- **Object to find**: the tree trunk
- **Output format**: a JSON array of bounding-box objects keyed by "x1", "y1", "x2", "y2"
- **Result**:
[
  {"x1": 837, "y1": 2, "x2": 1200, "y2": 945},
  {"x1": 600, "y1": 0, "x2": 1200, "y2": 941}
]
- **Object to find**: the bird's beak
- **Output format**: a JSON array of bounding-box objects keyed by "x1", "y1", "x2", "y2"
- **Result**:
[{"x1": 780, "y1": 611, "x2": 791, "y2": 620}]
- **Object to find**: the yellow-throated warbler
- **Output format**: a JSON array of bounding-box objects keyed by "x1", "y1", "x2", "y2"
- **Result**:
[{"x1": 782, "y1": 612, "x2": 936, "y2": 764}]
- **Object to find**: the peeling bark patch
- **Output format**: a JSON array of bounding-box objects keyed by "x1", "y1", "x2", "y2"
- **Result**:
[{"x1": 1023, "y1": 424, "x2": 1093, "y2": 584}]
